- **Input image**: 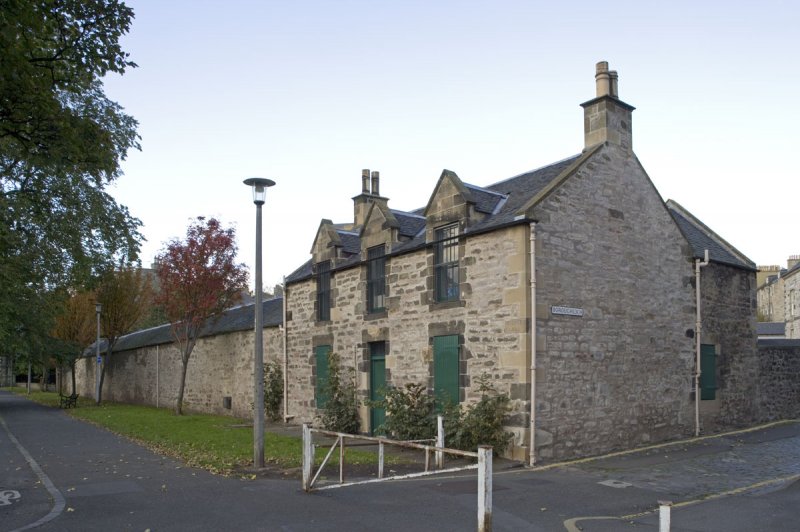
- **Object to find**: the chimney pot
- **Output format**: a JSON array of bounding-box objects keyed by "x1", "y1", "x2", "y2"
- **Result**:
[
  {"x1": 371, "y1": 171, "x2": 380, "y2": 196},
  {"x1": 361, "y1": 169, "x2": 370, "y2": 194},
  {"x1": 595, "y1": 61, "x2": 610, "y2": 97},
  {"x1": 609, "y1": 70, "x2": 619, "y2": 98}
]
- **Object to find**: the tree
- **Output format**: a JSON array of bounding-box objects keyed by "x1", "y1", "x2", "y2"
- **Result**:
[
  {"x1": 95, "y1": 264, "x2": 151, "y2": 403},
  {"x1": 156, "y1": 217, "x2": 248, "y2": 415},
  {"x1": 0, "y1": 0, "x2": 143, "y2": 347},
  {"x1": 51, "y1": 290, "x2": 97, "y2": 394}
]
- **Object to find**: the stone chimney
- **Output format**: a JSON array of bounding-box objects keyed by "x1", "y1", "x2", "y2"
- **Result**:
[
  {"x1": 788, "y1": 255, "x2": 800, "y2": 270},
  {"x1": 353, "y1": 169, "x2": 388, "y2": 228},
  {"x1": 581, "y1": 61, "x2": 635, "y2": 152}
]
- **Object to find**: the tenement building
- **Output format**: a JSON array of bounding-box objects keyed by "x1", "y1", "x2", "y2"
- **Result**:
[
  {"x1": 757, "y1": 256, "x2": 800, "y2": 339},
  {"x1": 283, "y1": 62, "x2": 758, "y2": 462}
]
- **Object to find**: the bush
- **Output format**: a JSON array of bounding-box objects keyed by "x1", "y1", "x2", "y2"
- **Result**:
[
  {"x1": 264, "y1": 362, "x2": 283, "y2": 422},
  {"x1": 444, "y1": 375, "x2": 513, "y2": 453},
  {"x1": 319, "y1": 352, "x2": 360, "y2": 434},
  {"x1": 369, "y1": 383, "x2": 437, "y2": 440}
]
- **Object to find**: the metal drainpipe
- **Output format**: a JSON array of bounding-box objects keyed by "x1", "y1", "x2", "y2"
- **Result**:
[
  {"x1": 529, "y1": 222, "x2": 537, "y2": 466},
  {"x1": 694, "y1": 249, "x2": 709, "y2": 437},
  {"x1": 283, "y1": 277, "x2": 290, "y2": 422}
]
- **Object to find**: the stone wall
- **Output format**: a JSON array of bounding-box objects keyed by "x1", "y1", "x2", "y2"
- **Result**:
[
  {"x1": 530, "y1": 143, "x2": 696, "y2": 460},
  {"x1": 784, "y1": 270, "x2": 800, "y2": 339},
  {"x1": 285, "y1": 224, "x2": 531, "y2": 458},
  {"x1": 756, "y1": 340, "x2": 800, "y2": 420},
  {"x1": 699, "y1": 263, "x2": 759, "y2": 429},
  {"x1": 757, "y1": 277, "x2": 784, "y2": 322},
  {"x1": 74, "y1": 327, "x2": 283, "y2": 418}
]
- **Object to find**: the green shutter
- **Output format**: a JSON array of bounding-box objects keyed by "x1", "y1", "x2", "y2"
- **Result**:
[
  {"x1": 700, "y1": 344, "x2": 717, "y2": 400},
  {"x1": 315, "y1": 345, "x2": 331, "y2": 408},
  {"x1": 433, "y1": 335, "x2": 459, "y2": 407}
]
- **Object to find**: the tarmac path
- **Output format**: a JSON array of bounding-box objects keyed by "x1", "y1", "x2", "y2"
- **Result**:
[{"x1": 2, "y1": 390, "x2": 799, "y2": 531}]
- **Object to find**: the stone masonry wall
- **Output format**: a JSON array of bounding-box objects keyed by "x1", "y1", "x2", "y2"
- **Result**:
[
  {"x1": 699, "y1": 262, "x2": 758, "y2": 430},
  {"x1": 74, "y1": 327, "x2": 283, "y2": 419},
  {"x1": 756, "y1": 342, "x2": 800, "y2": 420},
  {"x1": 784, "y1": 271, "x2": 800, "y2": 339},
  {"x1": 531, "y1": 144, "x2": 696, "y2": 461},
  {"x1": 285, "y1": 224, "x2": 531, "y2": 459}
]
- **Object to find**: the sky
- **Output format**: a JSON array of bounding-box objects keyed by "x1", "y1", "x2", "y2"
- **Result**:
[{"x1": 102, "y1": 0, "x2": 799, "y2": 290}]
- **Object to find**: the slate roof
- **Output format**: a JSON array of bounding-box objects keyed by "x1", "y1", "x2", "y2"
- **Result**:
[
  {"x1": 756, "y1": 322, "x2": 785, "y2": 337},
  {"x1": 286, "y1": 153, "x2": 588, "y2": 283},
  {"x1": 337, "y1": 231, "x2": 361, "y2": 255},
  {"x1": 757, "y1": 338, "x2": 800, "y2": 348},
  {"x1": 666, "y1": 201, "x2": 756, "y2": 271},
  {"x1": 393, "y1": 210, "x2": 426, "y2": 238},
  {"x1": 87, "y1": 298, "x2": 283, "y2": 355}
]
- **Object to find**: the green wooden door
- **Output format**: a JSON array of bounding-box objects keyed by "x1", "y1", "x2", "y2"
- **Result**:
[
  {"x1": 700, "y1": 344, "x2": 717, "y2": 400},
  {"x1": 369, "y1": 343, "x2": 386, "y2": 435},
  {"x1": 315, "y1": 345, "x2": 331, "y2": 408},
  {"x1": 433, "y1": 335, "x2": 459, "y2": 407}
]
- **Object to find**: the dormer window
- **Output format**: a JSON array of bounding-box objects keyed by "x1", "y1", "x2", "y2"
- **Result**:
[
  {"x1": 367, "y1": 246, "x2": 386, "y2": 313},
  {"x1": 434, "y1": 224, "x2": 459, "y2": 302}
]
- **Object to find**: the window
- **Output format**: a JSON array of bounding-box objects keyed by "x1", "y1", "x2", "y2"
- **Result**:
[
  {"x1": 700, "y1": 344, "x2": 717, "y2": 400},
  {"x1": 316, "y1": 260, "x2": 331, "y2": 321},
  {"x1": 315, "y1": 345, "x2": 331, "y2": 408},
  {"x1": 433, "y1": 335, "x2": 459, "y2": 408},
  {"x1": 434, "y1": 224, "x2": 459, "y2": 302},
  {"x1": 367, "y1": 246, "x2": 386, "y2": 313}
]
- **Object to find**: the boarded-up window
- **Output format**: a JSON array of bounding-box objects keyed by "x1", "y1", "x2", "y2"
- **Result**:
[
  {"x1": 315, "y1": 345, "x2": 331, "y2": 407},
  {"x1": 433, "y1": 335, "x2": 459, "y2": 407}
]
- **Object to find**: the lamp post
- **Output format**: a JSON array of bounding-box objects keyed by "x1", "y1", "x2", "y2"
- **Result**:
[
  {"x1": 243, "y1": 177, "x2": 275, "y2": 468},
  {"x1": 95, "y1": 302, "x2": 102, "y2": 404}
]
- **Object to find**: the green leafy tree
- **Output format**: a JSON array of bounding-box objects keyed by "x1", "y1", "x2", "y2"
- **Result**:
[
  {"x1": 95, "y1": 264, "x2": 152, "y2": 403},
  {"x1": 155, "y1": 217, "x2": 248, "y2": 415},
  {"x1": 0, "y1": 0, "x2": 142, "y2": 347}
]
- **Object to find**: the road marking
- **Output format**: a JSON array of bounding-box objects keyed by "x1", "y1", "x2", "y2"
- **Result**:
[
  {"x1": 0, "y1": 413, "x2": 66, "y2": 531},
  {"x1": 0, "y1": 490, "x2": 21, "y2": 506},
  {"x1": 598, "y1": 479, "x2": 631, "y2": 488},
  {"x1": 563, "y1": 473, "x2": 800, "y2": 531}
]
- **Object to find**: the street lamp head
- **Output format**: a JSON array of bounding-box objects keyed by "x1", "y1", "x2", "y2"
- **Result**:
[
  {"x1": 95, "y1": 303, "x2": 102, "y2": 314},
  {"x1": 243, "y1": 177, "x2": 276, "y2": 205}
]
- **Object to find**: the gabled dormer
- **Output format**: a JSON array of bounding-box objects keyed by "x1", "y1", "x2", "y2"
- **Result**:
[
  {"x1": 311, "y1": 219, "x2": 343, "y2": 265},
  {"x1": 360, "y1": 201, "x2": 400, "y2": 254},
  {"x1": 423, "y1": 170, "x2": 475, "y2": 242}
]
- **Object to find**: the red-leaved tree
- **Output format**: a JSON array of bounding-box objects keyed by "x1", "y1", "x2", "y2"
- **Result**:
[{"x1": 155, "y1": 217, "x2": 248, "y2": 415}]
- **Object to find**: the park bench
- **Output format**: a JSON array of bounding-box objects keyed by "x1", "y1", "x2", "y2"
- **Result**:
[{"x1": 59, "y1": 393, "x2": 79, "y2": 409}]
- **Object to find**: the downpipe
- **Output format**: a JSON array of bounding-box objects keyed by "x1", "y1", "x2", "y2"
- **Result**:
[
  {"x1": 529, "y1": 222, "x2": 537, "y2": 466},
  {"x1": 695, "y1": 249, "x2": 709, "y2": 437}
]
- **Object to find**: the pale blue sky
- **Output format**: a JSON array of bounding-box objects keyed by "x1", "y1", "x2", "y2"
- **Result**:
[{"x1": 103, "y1": 0, "x2": 799, "y2": 288}]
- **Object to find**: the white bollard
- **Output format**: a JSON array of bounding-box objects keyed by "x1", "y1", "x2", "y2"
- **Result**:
[
  {"x1": 659, "y1": 500, "x2": 672, "y2": 532},
  {"x1": 302, "y1": 424, "x2": 313, "y2": 491},
  {"x1": 478, "y1": 446, "x2": 493, "y2": 532},
  {"x1": 436, "y1": 415, "x2": 444, "y2": 469}
]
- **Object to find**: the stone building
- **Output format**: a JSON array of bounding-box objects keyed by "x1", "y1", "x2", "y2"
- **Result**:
[
  {"x1": 757, "y1": 256, "x2": 800, "y2": 338},
  {"x1": 282, "y1": 62, "x2": 758, "y2": 463}
]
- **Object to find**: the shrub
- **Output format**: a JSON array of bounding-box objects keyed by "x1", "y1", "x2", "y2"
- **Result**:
[
  {"x1": 264, "y1": 361, "x2": 283, "y2": 422},
  {"x1": 370, "y1": 382, "x2": 437, "y2": 440},
  {"x1": 444, "y1": 375, "x2": 513, "y2": 453},
  {"x1": 320, "y1": 352, "x2": 360, "y2": 434}
]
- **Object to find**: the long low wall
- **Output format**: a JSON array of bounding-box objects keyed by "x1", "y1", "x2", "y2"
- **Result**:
[
  {"x1": 757, "y1": 340, "x2": 800, "y2": 421},
  {"x1": 74, "y1": 327, "x2": 284, "y2": 419}
]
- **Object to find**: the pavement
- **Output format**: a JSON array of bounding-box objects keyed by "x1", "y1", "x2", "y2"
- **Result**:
[{"x1": 2, "y1": 390, "x2": 799, "y2": 531}]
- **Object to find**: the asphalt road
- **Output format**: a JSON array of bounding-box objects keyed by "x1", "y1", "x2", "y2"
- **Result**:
[{"x1": 2, "y1": 391, "x2": 799, "y2": 531}]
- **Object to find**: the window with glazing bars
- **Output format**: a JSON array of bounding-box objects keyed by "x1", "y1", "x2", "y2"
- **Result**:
[
  {"x1": 316, "y1": 260, "x2": 331, "y2": 321},
  {"x1": 434, "y1": 224, "x2": 459, "y2": 302},
  {"x1": 367, "y1": 246, "x2": 386, "y2": 313}
]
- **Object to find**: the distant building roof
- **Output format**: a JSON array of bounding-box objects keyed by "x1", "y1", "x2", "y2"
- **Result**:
[{"x1": 757, "y1": 322, "x2": 785, "y2": 337}]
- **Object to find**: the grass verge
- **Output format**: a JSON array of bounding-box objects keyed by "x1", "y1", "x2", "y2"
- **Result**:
[{"x1": 2, "y1": 387, "x2": 399, "y2": 477}]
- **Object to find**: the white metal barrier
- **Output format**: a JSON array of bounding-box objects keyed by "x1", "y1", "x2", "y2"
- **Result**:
[{"x1": 301, "y1": 423, "x2": 493, "y2": 531}]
